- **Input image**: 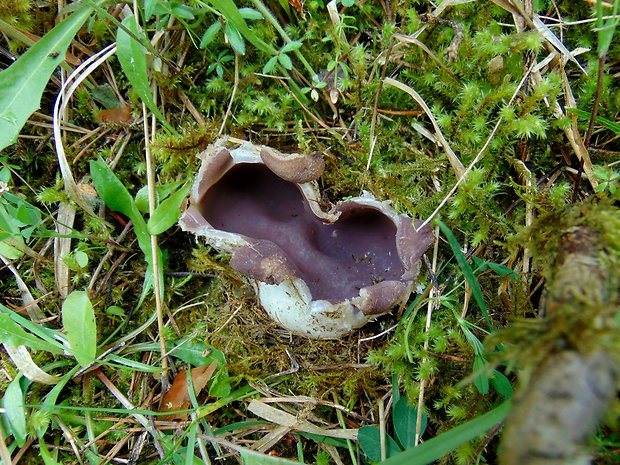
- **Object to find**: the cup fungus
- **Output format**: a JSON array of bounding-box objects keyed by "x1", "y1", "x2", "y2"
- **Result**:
[{"x1": 180, "y1": 139, "x2": 434, "y2": 338}]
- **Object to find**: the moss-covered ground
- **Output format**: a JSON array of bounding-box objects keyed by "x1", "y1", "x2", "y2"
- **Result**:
[{"x1": 0, "y1": 0, "x2": 619, "y2": 464}]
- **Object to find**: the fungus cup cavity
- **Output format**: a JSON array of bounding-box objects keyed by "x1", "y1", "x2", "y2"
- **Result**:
[{"x1": 180, "y1": 138, "x2": 434, "y2": 338}]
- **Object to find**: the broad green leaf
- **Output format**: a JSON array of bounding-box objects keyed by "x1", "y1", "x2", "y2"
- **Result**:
[
  {"x1": 143, "y1": 0, "x2": 159, "y2": 21},
  {"x1": 171, "y1": 4, "x2": 195, "y2": 20},
  {"x1": 225, "y1": 22, "x2": 245, "y2": 55},
  {"x1": 0, "y1": 239, "x2": 23, "y2": 259},
  {"x1": 89, "y1": 158, "x2": 136, "y2": 218},
  {"x1": 61, "y1": 291, "x2": 96, "y2": 367},
  {"x1": 491, "y1": 371, "x2": 513, "y2": 398},
  {"x1": 3, "y1": 376, "x2": 27, "y2": 446},
  {"x1": 381, "y1": 401, "x2": 511, "y2": 465},
  {"x1": 200, "y1": 22, "x2": 222, "y2": 49},
  {"x1": 473, "y1": 354, "x2": 490, "y2": 395},
  {"x1": 106, "y1": 305, "x2": 125, "y2": 317},
  {"x1": 147, "y1": 181, "x2": 191, "y2": 235},
  {"x1": 438, "y1": 220, "x2": 490, "y2": 327},
  {"x1": 134, "y1": 185, "x2": 151, "y2": 214},
  {"x1": 278, "y1": 53, "x2": 293, "y2": 70},
  {"x1": 169, "y1": 340, "x2": 226, "y2": 367},
  {"x1": 238, "y1": 7, "x2": 263, "y2": 20},
  {"x1": 262, "y1": 56, "x2": 278, "y2": 74},
  {"x1": 0, "y1": 3, "x2": 94, "y2": 152},
  {"x1": 281, "y1": 41, "x2": 303, "y2": 53},
  {"x1": 90, "y1": 159, "x2": 152, "y2": 264},
  {"x1": 0, "y1": 202, "x2": 20, "y2": 234},
  {"x1": 0, "y1": 314, "x2": 60, "y2": 353},
  {"x1": 116, "y1": 14, "x2": 175, "y2": 133},
  {"x1": 358, "y1": 425, "x2": 402, "y2": 461},
  {"x1": 393, "y1": 398, "x2": 426, "y2": 449},
  {"x1": 204, "y1": 0, "x2": 274, "y2": 54}
]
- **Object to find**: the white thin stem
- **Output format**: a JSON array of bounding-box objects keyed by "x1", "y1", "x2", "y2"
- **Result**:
[
  {"x1": 142, "y1": 101, "x2": 168, "y2": 386},
  {"x1": 53, "y1": 43, "x2": 116, "y2": 209},
  {"x1": 415, "y1": 225, "x2": 439, "y2": 446},
  {"x1": 219, "y1": 52, "x2": 239, "y2": 134}
]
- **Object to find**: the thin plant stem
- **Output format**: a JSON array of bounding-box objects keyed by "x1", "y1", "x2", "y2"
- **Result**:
[
  {"x1": 415, "y1": 225, "x2": 439, "y2": 446},
  {"x1": 220, "y1": 52, "x2": 239, "y2": 134},
  {"x1": 143, "y1": 101, "x2": 168, "y2": 390}
]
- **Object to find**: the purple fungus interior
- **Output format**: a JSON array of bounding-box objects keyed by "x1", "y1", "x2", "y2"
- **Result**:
[{"x1": 198, "y1": 164, "x2": 406, "y2": 303}]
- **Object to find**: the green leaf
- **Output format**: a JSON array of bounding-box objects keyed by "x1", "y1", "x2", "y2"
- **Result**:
[
  {"x1": 238, "y1": 7, "x2": 264, "y2": 20},
  {"x1": 89, "y1": 158, "x2": 135, "y2": 218},
  {"x1": 0, "y1": 239, "x2": 23, "y2": 259},
  {"x1": 473, "y1": 354, "x2": 490, "y2": 395},
  {"x1": 169, "y1": 340, "x2": 226, "y2": 367},
  {"x1": 438, "y1": 220, "x2": 490, "y2": 327},
  {"x1": 381, "y1": 401, "x2": 511, "y2": 465},
  {"x1": 90, "y1": 159, "x2": 152, "y2": 264},
  {"x1": 567, "y1": 107, "x2": 620, "y2": 135},
  {"x1": 171, "y1": 4, "x2": 195, "y2": 20},
  {"x1": 116, "y1": 14, "x2": 175, "y2": 133},
  {"x1": 0, "y1": 314, "x2": 60, "y2": 353},
  {"x1": 280, "y1": 41, "x2": 303, "y2": 53},
  {"x1": 0, "y1": 3, "x2": 94, "y2": 152},
  {"x1": 147, "y1": 181, "x2": 191, "y2": 235},
  {"x1": 358, "y1": 425, "x2": 402, "y2": 461},
  {"x1": 106, "y1": 305, "x2": 125, "y2": 318},
  {"x1": 225, "y1": 22, "x2": 245, "y2": 55},
  {"x1": 143, "y1": 0, "x2": 159, "y2": 20},
  {"x1": 393, "y1": 398, "x2": 426, "y2": 449},
  {"x1": 0, "y1": 304, "x2": 66, "y2": 353},
  {"x1": 134, "y1": 185, "x2": 151, "y2": 214},
  {"x1": 204, "y1": 0, "x2": 274, "y2": 54},
  {"x1": 239, "y1": 447, "x2": 306, "y2": 465},
  {"x1": 3, "y1": 376, "x2": 27, "y2": 446},
  {"x1": 262, "y1": 56, "x2": 278, "y2": 74},
  {"x1": 74, "y1": 250, "x2": 89, "y2": 268},
  {"x1": 277, "y1": 53, "x2": 293, "y2": 70},
  {"x1": 106, "y1": 355, "x2": 162, "y2": 372},
  {"x1": 39, "y1": 439, "x2": 62, "y2": 465},
  {"x1": 596, "y1": 0, "x2": 619, "y2": 57},
  {"x1": 200, "y1": 21, "x2": 222, "y2": 49},
  {"x1": 61, "y1": 291, "x2": 97, "y2": 367},
  {"x1": 491, "y1": 371, "x2": 513, "y2": 398}
]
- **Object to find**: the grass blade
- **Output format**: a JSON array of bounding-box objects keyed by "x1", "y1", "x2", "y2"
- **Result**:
[
  {"x1": 0, "y1": 314, "x2": 61, "y2": 354},
  {"x1": 381, "y1": 401, "x2": 511, "y2": 465},
  {"x1": 438, "y1": 220, "x2": 490, "y2": 327},
  {"x1": 0, "y1": 4, "x2": 94, "y2": 151}
]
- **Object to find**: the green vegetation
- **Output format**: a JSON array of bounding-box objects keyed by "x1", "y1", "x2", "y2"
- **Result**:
[{"x1": 0, "y1": 0, "x2": 619, "y2": 464}]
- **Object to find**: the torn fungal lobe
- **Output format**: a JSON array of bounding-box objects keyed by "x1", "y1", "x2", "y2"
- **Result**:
[{"x1": 197, "y1": 163, "x2": 405, "y2": 304}]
